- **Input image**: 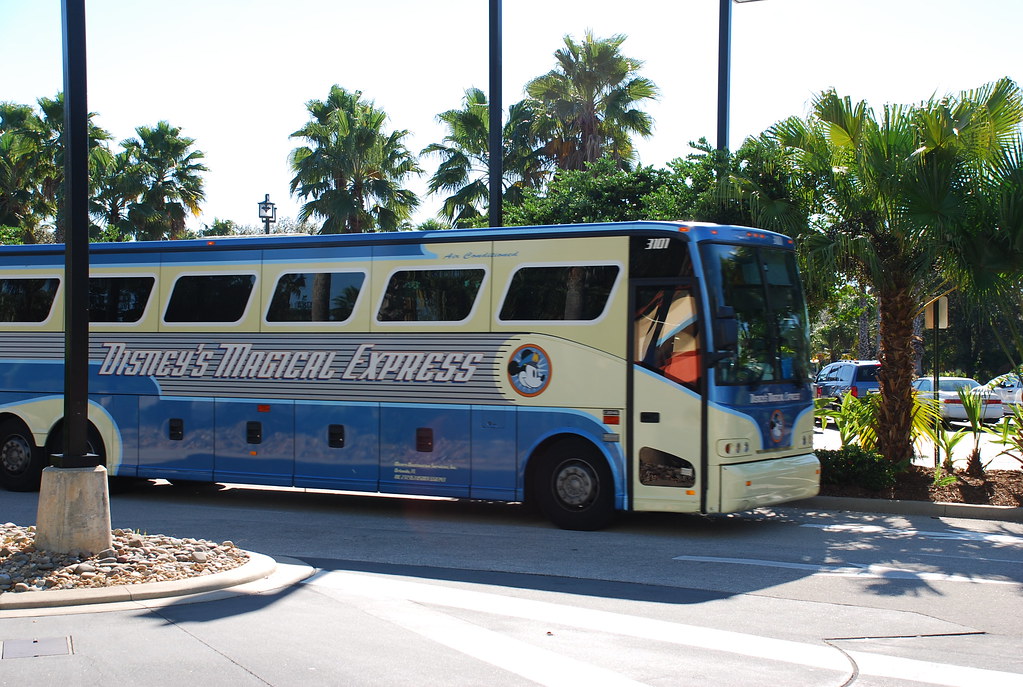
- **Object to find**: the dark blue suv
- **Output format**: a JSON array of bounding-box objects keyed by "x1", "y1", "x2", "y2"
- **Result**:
[{"x1": 814, "y1": 360, "x2": 881, "y2": 406}]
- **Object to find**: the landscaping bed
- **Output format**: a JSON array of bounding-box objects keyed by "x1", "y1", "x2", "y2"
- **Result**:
[{"x1": 820, "y1": 465, "x2": 1023, "y2": 507}]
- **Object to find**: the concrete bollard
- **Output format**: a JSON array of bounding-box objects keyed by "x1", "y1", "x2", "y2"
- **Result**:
[{"x1": 35, "y1": 465, "x2": 113, "y2": 555}]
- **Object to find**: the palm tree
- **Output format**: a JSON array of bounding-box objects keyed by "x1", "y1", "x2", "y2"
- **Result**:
[
  {"x1": 525, "y1": 31, "x2": 658, "y2": 171},
  {"x1": 0, "y1": 96, "x2": 111, "y2": 242},
  {"x1": 421, "y1": 88, "x2": 550, "y2": 226},
  {"x1": 91, "y1": 149, "x2": 144, "y2": 241},
  {"x1": 121, "y1": 121, "x2": 207, "y2": 241},
  {"x1": 289, "y1": 86, "x2": 421, "y2": 234},
  {"x1": 767, "y1": 78, "x2": 1023, "y2": 465},
  {"x1": 0, "y1": 130, "x2": 39, "y2": 240}
]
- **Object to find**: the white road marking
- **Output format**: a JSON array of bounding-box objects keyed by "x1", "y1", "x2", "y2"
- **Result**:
[
  {"x1": 304, "y1": 570, "x2": 1023, "y2": 687},
  {"x1": 847, "y1": 650, "x2": 1023, "y2": 687},
  {"x1": 348, "y1": 594, "x2": 649, "y2": 687},
  {"x1": 671, "y1": 554, "x2": 1017, "y2": 584},
  {"x1": 801, "y1": 523, "x2": 1023, "y2": 546}
]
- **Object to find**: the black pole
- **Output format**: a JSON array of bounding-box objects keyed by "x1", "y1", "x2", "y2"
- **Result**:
[
  {"x1": 933, "y1": 300, "x2": 940, "y2": 467},
  {"x1": 488, "y1": 0, "x2": 503, "y2": 228},
  {"x1": 55, "y1": 0, "x2": 95, "y2": 468},
  {"x1": 716, "y1": 0, "x2": 732, "y2": 152}
]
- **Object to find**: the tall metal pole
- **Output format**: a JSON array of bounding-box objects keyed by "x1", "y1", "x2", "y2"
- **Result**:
[
  {"x1": 933, "y1": 300, "x2": 940, "y2": 467},
  {"x1": 716, "y1": 0, "x2": 732, "y2": 152},
  {"x1": 488, "y1": 0, "x2": 503, "y2": 228},
  {"x1": 57, "y1": 0, "x2": 94, "y2": 467}
]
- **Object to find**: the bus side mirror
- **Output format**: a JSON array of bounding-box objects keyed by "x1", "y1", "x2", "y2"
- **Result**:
[{"x1": 715, "y1": 306, "x2": 738, "y2": 352}]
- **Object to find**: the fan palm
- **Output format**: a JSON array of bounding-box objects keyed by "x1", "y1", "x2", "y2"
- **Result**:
[
  {"x1": 122, "y1": 121, "x2": 207, "y2": 241},
  {"x1": 0, "y1": 96, "x2": 111, "y2": 241},
  {"x1": 91, "y1": 149, "x2": 145, "y2": 241},
  {"x1": 290, "y1": 86, "x2": 421, "y2": 234},
  {"x1": 769, "y1": 78, "x2": 1023, "y2": 465},
  {"x1": 525, "y1": 31, "x2": 657, "y2": 171},
  {"x1": 422, "y1": 88, "x2": 549, "y2": 226}
]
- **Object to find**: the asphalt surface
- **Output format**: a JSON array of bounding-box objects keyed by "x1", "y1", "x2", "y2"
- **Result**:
[{"x1": 1, "y1": 426, "x2": 1020, "y2": 686}]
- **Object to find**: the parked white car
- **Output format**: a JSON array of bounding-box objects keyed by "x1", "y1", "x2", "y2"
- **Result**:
[
  {"x1": 911, "y1": 377, "x2": 1003, "y2": 422},
  {"x1": 985, "y1": 373, "x2": 1022, "y2": 415}
]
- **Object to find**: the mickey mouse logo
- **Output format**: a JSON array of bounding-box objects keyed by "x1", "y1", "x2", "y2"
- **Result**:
[
  {"x1": 507, "y1": 344, "x2": 551, "y2": 397},
  {"x1": 769, "y1": 409, "x2": 785, "y2": 443}
]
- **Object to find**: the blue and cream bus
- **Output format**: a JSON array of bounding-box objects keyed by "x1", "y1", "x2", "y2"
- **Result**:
[{"x1": 0, "y1": 221, "x2": 819, "y2": 529}]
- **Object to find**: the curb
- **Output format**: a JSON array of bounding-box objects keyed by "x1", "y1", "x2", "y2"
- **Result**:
[
  {"x1": 0, "y1": 550, "x2": 278, "y2": 611},
  {"x1": 793, "y1": 496, "x2": 1023, "y2": 522}
]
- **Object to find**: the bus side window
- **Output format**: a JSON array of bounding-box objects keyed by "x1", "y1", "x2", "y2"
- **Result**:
[
  {"x1": 634, "y1": 286, "x2": 700, "y2": 392},
  {"x1": 0, "y1": 277, "x2": 59, "y2": 323}
]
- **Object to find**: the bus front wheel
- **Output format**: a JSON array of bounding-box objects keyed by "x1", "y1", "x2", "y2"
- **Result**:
[
  {"x1": 0, "y1": 418, "x2": 44, "y2": 492},
  {"x1": 534, "y1": 439, "x2": 615, "y2": 531}
]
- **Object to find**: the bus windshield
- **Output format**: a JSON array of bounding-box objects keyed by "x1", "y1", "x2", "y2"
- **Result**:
[{"x1": 701, "y1": 243, "x2": 810, "y2": 386}]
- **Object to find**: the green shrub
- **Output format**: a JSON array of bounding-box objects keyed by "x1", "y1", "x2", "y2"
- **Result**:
[{"x1": 816, "y1": 446, "x2": 898, "y2": 492}]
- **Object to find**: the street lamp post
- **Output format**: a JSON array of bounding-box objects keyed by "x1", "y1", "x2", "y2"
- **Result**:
[
  {"x1": 717, "y1": 0, "x2": 765, "y2": 152},
  {"x1": 257, "y1": 194, "x2": 276, "y2": 234},
  {"x1": 488, "y1": 0, "x2": 503, "y2": 228}
]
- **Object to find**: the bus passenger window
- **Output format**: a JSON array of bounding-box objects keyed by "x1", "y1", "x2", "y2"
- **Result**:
[
  {"x1": 634, "y1": 286, "x2": 700, "y2": 391},
  {"x1": 499, "y1": 265, "x2": 619, "y2": 321},
  {"x1": 267, "y1": 272, "x2": 364, "y2": 322},
  {"x1": 89, "y1": 276, "x2": 155, "y2": 323},
  {"x1": 378, "y1": 269, "x2": 484, "y2": 322},
  {"x1": 0, "y1": 278, "x2": 59, "y2": 322},
  {"x1": 165, "y1": 274, "x2": 255, "y2": 323}
]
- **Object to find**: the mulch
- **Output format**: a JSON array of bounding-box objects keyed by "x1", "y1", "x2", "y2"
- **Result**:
[{"x1": 820, "y1": 466, "x2": 1023, "y2": 507}]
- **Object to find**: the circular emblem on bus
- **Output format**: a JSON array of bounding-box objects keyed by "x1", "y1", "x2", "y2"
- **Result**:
[
  {"x1": 769, "y1": 409, "x2": 785, "y2": 443},
  {"x1": 508, "y1": 344, "x2": 551, "y2": 397}
]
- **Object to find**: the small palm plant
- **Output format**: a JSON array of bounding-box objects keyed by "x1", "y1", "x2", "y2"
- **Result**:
[
  {"x1": 934, "y1": 425, "x2": 968, "y2": 472},
  {"x1": 816, "y1": 391, "x2": 939, "y2": 457},
  {"x1": 956, "y1": 386, "x2": 989, "y2": 477},
  {"x1": 816, "y1": 394, "x2": 874, "y2": 449},
  {"x1": 985, "y1": 404, "x2": 1023, "y2": 468}
]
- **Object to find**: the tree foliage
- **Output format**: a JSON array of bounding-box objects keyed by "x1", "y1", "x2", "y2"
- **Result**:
[
  {"x1": 767, "y1": 78, "x2": 1023, "y2": 464},
  {"x1": 421, "y1": 88, "x2": 550, "y2": 227},
  {"x1": 119, "y1": 121, "x2": 207, "y2": 241},
  {"x1": 290, "y1": 86, "x2": 421, "y2": 234},
  {"x1": 1, "y1": 95, "x2": 206, "y2": 243},
  {"x1": 505, "y1": 156, "x2": 664, "y2": 226},
  {"x1": 525, "y1": 31, "x2": 657, "y2": 171}
]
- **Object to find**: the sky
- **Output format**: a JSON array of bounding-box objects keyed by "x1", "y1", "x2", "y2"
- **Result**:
[{"x1": 2, "y1": 0, "x2": 1021, "y2": 232}]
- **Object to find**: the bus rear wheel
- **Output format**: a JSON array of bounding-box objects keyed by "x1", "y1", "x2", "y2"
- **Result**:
[
  {"x1": 0, "y1": 418, "x2": 44, "y2": 492},
  {"x1": 534, "y1": 439, "x2": 615, "y2": 531}
]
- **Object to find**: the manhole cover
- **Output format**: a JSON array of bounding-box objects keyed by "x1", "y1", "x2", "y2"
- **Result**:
[{"x1": 2, "y1": 637, "x2": 72, "y2": 659}]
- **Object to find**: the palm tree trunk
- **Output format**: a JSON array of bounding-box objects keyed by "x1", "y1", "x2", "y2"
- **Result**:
[
  {"x1": 857, "y1": 296, "x2": 870, "y2": 359},
  {"x1": 311, "y1": 273, "x2": 330, "y2": 321},
  {"x1": 564, "y1": 267, "x2": 583, "y2": 319},
  {"x1": 875, "y1": 285, "x2": 917, "y2": 465}
]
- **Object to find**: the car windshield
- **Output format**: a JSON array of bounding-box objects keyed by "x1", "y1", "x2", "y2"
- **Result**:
[{"x1": 701, "y1": 243, "x2": 810, "y2": 386}]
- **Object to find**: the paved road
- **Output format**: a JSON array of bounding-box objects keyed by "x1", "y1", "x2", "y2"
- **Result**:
[{"x1": 2, "y1": 483, "x2": 1022, "y2": 686}]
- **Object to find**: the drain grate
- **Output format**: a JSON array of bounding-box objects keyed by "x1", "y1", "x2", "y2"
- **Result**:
[{"x1": 2, "y1": 637, "x2": 72, "y2": 659}]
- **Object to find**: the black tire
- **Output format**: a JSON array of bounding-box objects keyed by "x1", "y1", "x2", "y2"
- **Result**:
[
  {"x1": 0, "y1": 418, "x2": 45, "y2": 492},
  {"x1": 533, "y1": 438, "x2": 615, "y2": 531}
]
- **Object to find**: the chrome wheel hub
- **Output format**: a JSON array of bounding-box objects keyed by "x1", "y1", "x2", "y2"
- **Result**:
[
  {"x1": 555, "y1": 462, "x2": 597, "y2": 507},
  {"x1": 1, "y1": 435, "x2": 32, "y2": 475}
]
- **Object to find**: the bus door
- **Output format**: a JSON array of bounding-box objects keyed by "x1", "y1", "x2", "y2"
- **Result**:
[{"x1": 629, "y1": 282, "x2": 703, "y2": 513}]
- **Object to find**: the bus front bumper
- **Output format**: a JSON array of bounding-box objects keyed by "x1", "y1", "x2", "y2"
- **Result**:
[{"x1": 718, "y1": 453, "x2": 820, "y2": 513}]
